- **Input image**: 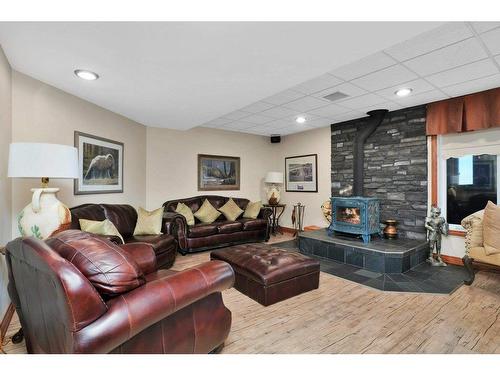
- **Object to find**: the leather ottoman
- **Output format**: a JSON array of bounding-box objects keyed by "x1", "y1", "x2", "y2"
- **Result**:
[{"x1": 210, "y1": 243, "x2": 320, "y2": 306}]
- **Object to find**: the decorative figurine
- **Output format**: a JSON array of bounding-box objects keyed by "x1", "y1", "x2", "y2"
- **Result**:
[{"x1": 425, "y1": 206, "x2": 449, "y2": 266}]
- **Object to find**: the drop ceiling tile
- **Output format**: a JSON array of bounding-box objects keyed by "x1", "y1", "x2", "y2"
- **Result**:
[
  {"x1": 312, "y1": 82, "x2": 368, "y2": 100},
  {"x1": 260, "y1": 106, "x2": 299, "y2": 119},
  {"x1": 471, "y1": 22, "x2": 500, "y2": 34},
  {"x1": 480, "y1": 27, "x2": 500, "y2": 56},
  {"x1": 309, "y1": 103, "x2": 352, "y2": 117},
  {"x1": 222, "y1": 121, "x2": 255, "y2": 130},
  {"x1": 204, "y1": 117, "x2": 233, "y2": 127},
  {"x1": 282, "y1": 96, "x2": 329, "y2": 112},
  {"x1": 496, "y1": 55, "x2": 500, "y2": 65},
  {"x1": 239, "y1": 113, "x2": 274, "y2": 125},
  {"x1": 264, "y1": 119, "x2": 292, "y2": 129},
  {"x1": 392, "y1": 89, "x2": 449, "y2": 107},
  {"x1": 385, "y1": 23, "x2": 473, "y2": 61},
  {"x1": 441, "y1": 73, "x2": 500, "y2": 97},
  {"x1": 239, "y1": 101, "x2": 274, "y2": 113},
  {"x1": 279, "y1": 124, "x2": 315, "y2": 135},
  {"x1": 351, "y1": 64, "x2": 418, "y2": 91},
  {"x1": 262, "y1": 89, "x2": 305, "y2": 105},
  {"x1": 329, "y1": 52, "x2": 397, "y2": 81},
  {"x1": 375, "y1": 79, "x2": 435, "y2": 101},
  {"x1": 425, "y1": 59, "x2": 498, "y2": 88},
  {"x1": 223, "y1": 110, "x2": 253, "y2": 120},
  {"x1": 303, "y1": 118, "x2": 332, "y2": 128},
  {"x1": 330, "y1": 111, "x2": 366, "y2": 125},
  {"x1": 292, "y1": 74, "x2": 344, "y2": 95},
  {"x1": 403, "y1": 37, "x2": 487, "y2": 76},
  {"x1": 337, "y1": 93, "x2": 388, "y2": 110},
  {"x1": 360, "y1": 101, "x2": 403, "y2": 114}
]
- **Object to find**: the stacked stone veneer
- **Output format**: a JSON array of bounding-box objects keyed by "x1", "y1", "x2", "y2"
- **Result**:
[{"x1": 331, "y1": 105, "x2": 428, "y2": 240}]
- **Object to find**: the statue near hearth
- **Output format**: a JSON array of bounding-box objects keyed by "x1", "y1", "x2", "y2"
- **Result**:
[{"x1": 425, "y1": 205, "x2": 449, "y2": 267}]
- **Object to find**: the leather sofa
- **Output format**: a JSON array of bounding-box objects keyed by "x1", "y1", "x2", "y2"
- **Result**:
[
  {"x1": 163, "y1": 195, "x2": 272, "y2": 254},
  {"x1": 5, "y1": 230, "x2": 234, "y2": 354},
  {"x1": 70, "y1": 203, "x2": 177, "y2": 269}
]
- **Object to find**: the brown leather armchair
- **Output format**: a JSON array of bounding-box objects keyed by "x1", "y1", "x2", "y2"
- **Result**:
[
  {"x1": 70, "y1": 203, "x2": 177, "y2": 269},
  {"x1": 163, "y1": 195, "x2": 272, "y2": 255},
  {"x1": 6, "y1": 230, "x2": 234, "y2": 354}
]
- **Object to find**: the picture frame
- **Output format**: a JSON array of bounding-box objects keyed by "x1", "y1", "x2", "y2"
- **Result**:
[
  {"x1": 285, "y1": 154, "x2": 318, "y2": 192},
  {"x1": 74, "y1": 131, "x2": 124, "y2": 195},
  {"x1": 198, "y1": 154, "x2": 240, "y2": 191}
]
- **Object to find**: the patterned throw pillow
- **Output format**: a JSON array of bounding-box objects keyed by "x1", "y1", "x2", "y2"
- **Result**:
[
  {"x1": 79, "y1": 218, "x2": 124, "y2": 244},
  {"x1": 133, "y1": 207, "x2": 164, "y2": 235},
  {"x1": 243, "y1": 201, "x2": 263, "y2": 219},
  {"x1": 194, "y1": 199, "x2": 221, "y2": 224},
  {"x1": 175, "y1": 202, "x2": 195, "y2": 226},
  {"x1": 219, "y1": 198, "x2": 244, "y2": 221}
]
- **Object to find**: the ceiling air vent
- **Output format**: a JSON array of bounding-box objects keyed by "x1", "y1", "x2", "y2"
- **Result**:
[{"x1": 323, "y1": 91, "x2": 349, "y2": 102}]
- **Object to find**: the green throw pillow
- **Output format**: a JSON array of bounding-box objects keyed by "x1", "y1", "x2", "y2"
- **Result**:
[
  {"x1": 219, "y1": 198, "x2": 244, "y2": 221},
  {"x1": 175, "y1": 202, "x2": 195, "y2": 226},
  {"x1": 79, "y1": 218, "x2": 124, "y2": 244},
  {"x1": 194, "y1": 199, "x2": 221, "y2": 224},
  {"x1": 243, "y1": 201, "x2": 263, "y2": 219}
]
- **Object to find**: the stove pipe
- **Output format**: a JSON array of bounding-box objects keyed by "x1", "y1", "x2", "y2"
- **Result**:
[{"x1": 352, "y1": 109, "x2": 388, "y2": 197}]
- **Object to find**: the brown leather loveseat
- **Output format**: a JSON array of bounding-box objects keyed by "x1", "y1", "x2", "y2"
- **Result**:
[
  {"x1": 163, "y1": 195, "x2": 272, "y2": 255},
  {"x1": 70, "y1": 203, "x2": 177, "y2": 269},
  {"x1": 6, "y1": 230, "x2": 234, "y2": 354}
]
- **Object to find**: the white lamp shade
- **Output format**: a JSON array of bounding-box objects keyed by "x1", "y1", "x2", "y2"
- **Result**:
[
  {"x1": 265, "y1": 171, "x2": 283, "y2": 184},
  {"x1": 8, "y1": 142, "x2": 79, "y2": 179}
]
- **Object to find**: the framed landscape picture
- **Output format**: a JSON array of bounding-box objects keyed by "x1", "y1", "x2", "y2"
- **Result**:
[
  {"x1": 74, "y1": 131, "x2": 124, "y2": 195},
  {"x1": 198, "y1": 154, "x2": 240, "y2": 191},
  {"x1": 285, "y1": 154, "x2": 318, "y2": 192}
]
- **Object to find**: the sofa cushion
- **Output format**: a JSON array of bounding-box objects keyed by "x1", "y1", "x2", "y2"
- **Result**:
[
  {"x1": 79, "y1": 218, "x2": 124, "y2": 244},
  {"x1": 243, "y1": 200, "x2": 262, "y2": 219},
  {"x1": 217, "y1": 221, "x2": 243, "y2": 234},
  {"x1": 240, "y1": 218, "x2": 268, "y2": 231},
  {"x1": 133, "y1": 206, "x2": 164, "y2": 235},
  {"x1": 46, "y1": 230, "x2": 145, "y2": 297},
  {"x1": 175, "y1": 202, "x2": 195, "y2": 225},
  {"x1": 219, "y1": 198, "x2": 244, "y2": 221},
  {"x1": 483, "y1": 201, "x2": 500, "y2": 255},
  {"x1": 194, "y1": 199, "x2": 221, "y2": 224},
  {"x1": 188, "y1": 223, "x2": 219, "y2": 238}
]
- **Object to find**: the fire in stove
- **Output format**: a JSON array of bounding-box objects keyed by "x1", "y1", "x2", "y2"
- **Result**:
[{"x1": 336, "y1": 207, "x2": 361, "y2": 225}]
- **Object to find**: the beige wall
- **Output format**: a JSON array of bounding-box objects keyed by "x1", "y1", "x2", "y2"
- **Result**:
[
  {"x1": 146, "y1": 126, "x2": 274, "y2": 209},
  {"x1": 11, "y1": 71, "x2": 147, "y2": 236},
  {"x1": 274, "y1": 126, "x2": 331, "y2": 229},
  {"x1": 0, "y1": 45, "x2": 12, "y2": 323}
]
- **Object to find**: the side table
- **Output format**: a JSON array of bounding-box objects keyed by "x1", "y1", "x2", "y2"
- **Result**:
[{"x1": 263, "y1": 204, "x2": 286, "y2": 235}]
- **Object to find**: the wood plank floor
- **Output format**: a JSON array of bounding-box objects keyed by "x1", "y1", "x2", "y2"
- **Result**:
[{"x1": 3, "y1": 234, "x2": 500, "y2": 354}]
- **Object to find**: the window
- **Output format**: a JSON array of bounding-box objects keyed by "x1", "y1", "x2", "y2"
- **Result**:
[{"x1": 446, "y1": 154, "x2": 498, "y2": 226}]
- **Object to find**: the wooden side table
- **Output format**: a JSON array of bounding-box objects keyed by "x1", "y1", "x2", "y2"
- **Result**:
[{"x1": 263, "y1": 204, "x2": 286, "y2": 235}]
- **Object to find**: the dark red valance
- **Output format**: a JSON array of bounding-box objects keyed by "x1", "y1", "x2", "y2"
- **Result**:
[{"x1": 426, "y1": 87, "x2": 500, "y2": 135}]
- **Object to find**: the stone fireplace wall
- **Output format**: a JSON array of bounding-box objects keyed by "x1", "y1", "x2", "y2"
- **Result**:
[{"x1": 331, "y1": 105, "x2": 427, "y2": 240}]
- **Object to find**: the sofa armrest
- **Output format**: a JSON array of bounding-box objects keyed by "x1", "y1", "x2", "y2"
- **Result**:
[
  {"x1": 74, "y1": 260, "x2": 234, "y2": 353},
  {"x1": 461, "y1": 210, "x2": 485, "y2": 255},
  {"x1": 119, "y1": 243, "x2": 157, "y2": 275},
  {"x1": 259, "y1": 206, "x2": 273, "y2": 221},
  {"x1": 163, "y1": 212, "x2": 188, "y2": 249}
]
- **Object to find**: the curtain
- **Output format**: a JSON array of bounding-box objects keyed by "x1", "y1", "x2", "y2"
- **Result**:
[{"x1": 426, "y1": 87, "x2": 500, "y2": 135}]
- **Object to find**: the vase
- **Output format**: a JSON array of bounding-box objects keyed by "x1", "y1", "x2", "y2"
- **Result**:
[
  {"x1": 17, "y1": 188, "x2": 72, "y2": 239},
  {"x1": 266, "y1": 186, "x2": 281, "y2": 205},
  {"x1": 383, "y1": 219, "x2": 398, "y2": 239}
]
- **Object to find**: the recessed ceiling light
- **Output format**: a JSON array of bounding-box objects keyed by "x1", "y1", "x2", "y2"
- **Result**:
[
  {"x1": 74, "y1": 69, "x2": 99, "y2": 81},
  {"x1": 295, "y1": 116, "x2": 306, "y2": 124},
  {"x1": 395, "y1": 88, "x2": 412, "y2": 97}
]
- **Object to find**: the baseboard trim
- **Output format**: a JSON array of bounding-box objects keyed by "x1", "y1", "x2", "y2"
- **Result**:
[
  {"x1": 441, "y1": 255, "x2": 463, "y2": 266},
  {"x1": 279, "y1": 226, "x2": 296, "y2": 235},
  {"x1": 1, "y1": 303, "x2": 15, "y2": 344}
]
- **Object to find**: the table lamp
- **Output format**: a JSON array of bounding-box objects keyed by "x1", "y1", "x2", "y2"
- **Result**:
[
  {"x1": 8, "y1": 142, "x2": 79, "y2": 239},
  {"x1": 265, "y1": 171, "x2": 283, "y2": 205}
]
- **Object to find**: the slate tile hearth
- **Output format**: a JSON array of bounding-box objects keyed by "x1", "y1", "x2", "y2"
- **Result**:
[{"x1": 271, "y1": 239, "x2": 467, "y2": 294}]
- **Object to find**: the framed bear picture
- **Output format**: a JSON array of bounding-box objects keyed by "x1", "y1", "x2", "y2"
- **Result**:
[{"x1": 74, "y1": 131, "x2": 124, "y2": 195}]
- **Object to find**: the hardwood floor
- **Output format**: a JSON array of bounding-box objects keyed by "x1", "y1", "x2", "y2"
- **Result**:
[{"x1": 3, "y1": 234, "x2": 500, "y2": 354}]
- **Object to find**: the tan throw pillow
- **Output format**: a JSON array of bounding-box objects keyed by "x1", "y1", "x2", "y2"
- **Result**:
[
  {"x1": 219, "y1": 198, "x2": 244, "y2": 221},
  {"x1": 175, "y1": 202, "x2": 195, "y2": 226},
  {"x1": 194, "y1": 199, "x2": 221, "y2": 224},
  {"x1": 243, "y1": 200, "x2": 263, "y2": 219},
  {"x1": 133, "y1": 207, "x2": 164, "y2": 235},
  {"x1": 483, "y1": 201, "x2": 500, "y2": 255},
  {"x1": 79, "y1": 218, "x2": 124, "y2": 244}
]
